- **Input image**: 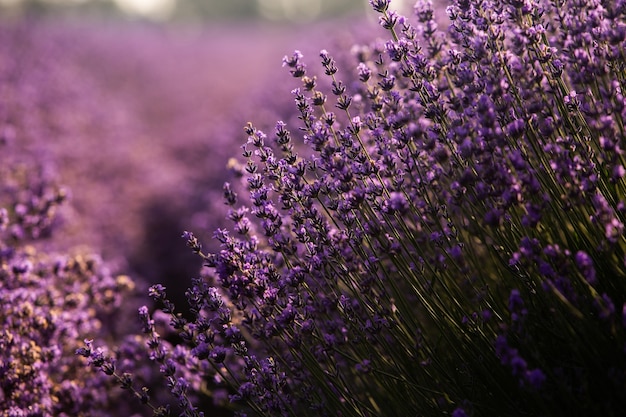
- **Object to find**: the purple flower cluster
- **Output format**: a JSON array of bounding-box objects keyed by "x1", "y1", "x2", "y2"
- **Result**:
[
  {"x1": 0, "y1": 156, "x2": 142, "y2": 415},
  {"x1": 76, "y1": 302, "x2": 211, "y2": 417},
  {"x1": 79, "y1": 0, "x2": 626, "y2": 416}
]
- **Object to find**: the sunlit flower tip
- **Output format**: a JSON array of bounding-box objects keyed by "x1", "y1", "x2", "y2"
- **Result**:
[
  {"x1": 282, "y1": 50, "x2": 303, "y2": 68},
  {"x1": 76, "y1": 339, "x2": 93, "y2": 357},
  {"x1": 564, "y1": 90, "x2": 580, "y2": 111},
  {"x1": 446, "y1": 5, "x2": 460, "y2": 20},
  {"x1": 182, "y1": 230, "x2": 202, "y2": 253},
  {"x1": 148, "y1": 284, "x2": 167, "y2": 300},
  {"x1": 357, "y1": 62, "x2": 371, "y2": 82},
  {"x1": 138, "y1": 305, "x2": 149, "y2": 318},
  {"x1": 369, "y1": 0, "x2": 390, "y2": 13},
  {"x1": 379, "y1": 10, "x2": 404, "y2": 30},
  {"x1": 223, "y1": 182, "x2": 238, "y2": 206},
  {"x1": 319, "y1": 50, "x2": 337, "y2": 76},
  {"x1": 350, "y1": 116, "x2": 362, "y2": 130}
]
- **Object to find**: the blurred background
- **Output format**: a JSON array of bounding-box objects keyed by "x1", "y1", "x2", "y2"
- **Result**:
[{"x1": 0, "y1": 0, "x2": 413, "y2": 22}]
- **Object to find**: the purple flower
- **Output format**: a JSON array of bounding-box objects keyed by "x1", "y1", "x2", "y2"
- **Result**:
[
  {"x1": 369, "y1": 0, "x2": 390, "y2": 13},
  {"x1": 451, "y1": 407, "x2": 469, "y2": 417},
  {"x1": 525, "y1": 368, "x2": 546, "y2": 390},
  {"x1": 575, "y1": 251, "x2": 597, "y2": 284}
]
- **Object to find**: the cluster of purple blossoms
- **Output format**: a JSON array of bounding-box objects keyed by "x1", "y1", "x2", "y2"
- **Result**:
[
  {"x1": 0, "y1": 153, "x2": 147, "y2": 415},
  {"x1": 86, "y1": 0, "x2": 626, "y2": 416}
]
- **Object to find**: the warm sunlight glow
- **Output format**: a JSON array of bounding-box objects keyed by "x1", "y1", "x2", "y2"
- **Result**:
[
  {"x1": 112, "y1": 0, "x2": 176, "y2": 20},
  {"x1": 2, "y1": 0, "x2": 88, "y2": 4}
]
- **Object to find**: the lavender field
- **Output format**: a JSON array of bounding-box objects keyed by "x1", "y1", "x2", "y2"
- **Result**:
[
  {"x1": 0, "y1": 15, "x2": 328, "y2": 308},
  {"x1": 3, "y1": 0, "x2": 626, "y2": 416}
]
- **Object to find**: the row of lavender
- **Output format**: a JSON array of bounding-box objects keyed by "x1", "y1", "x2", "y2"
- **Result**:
[
  {"x1": 94, "y1": 0, "x2": 624, "y2": 415},
  {"x1": 4, "y1": 0, "x2": 626, "y2": 415}
]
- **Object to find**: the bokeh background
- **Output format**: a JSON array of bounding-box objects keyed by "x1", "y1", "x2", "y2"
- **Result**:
[
  {"x1": 0, "y1": 0, "x2": 416, "y2": 311},
  {"x1": 1, "y1": 0, "x2": 395, "y2": 21}
]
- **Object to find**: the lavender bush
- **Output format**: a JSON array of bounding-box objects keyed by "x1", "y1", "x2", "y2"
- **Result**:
[{"x1": 82, "y1": 0, "x2": 626, "y2": 416}]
